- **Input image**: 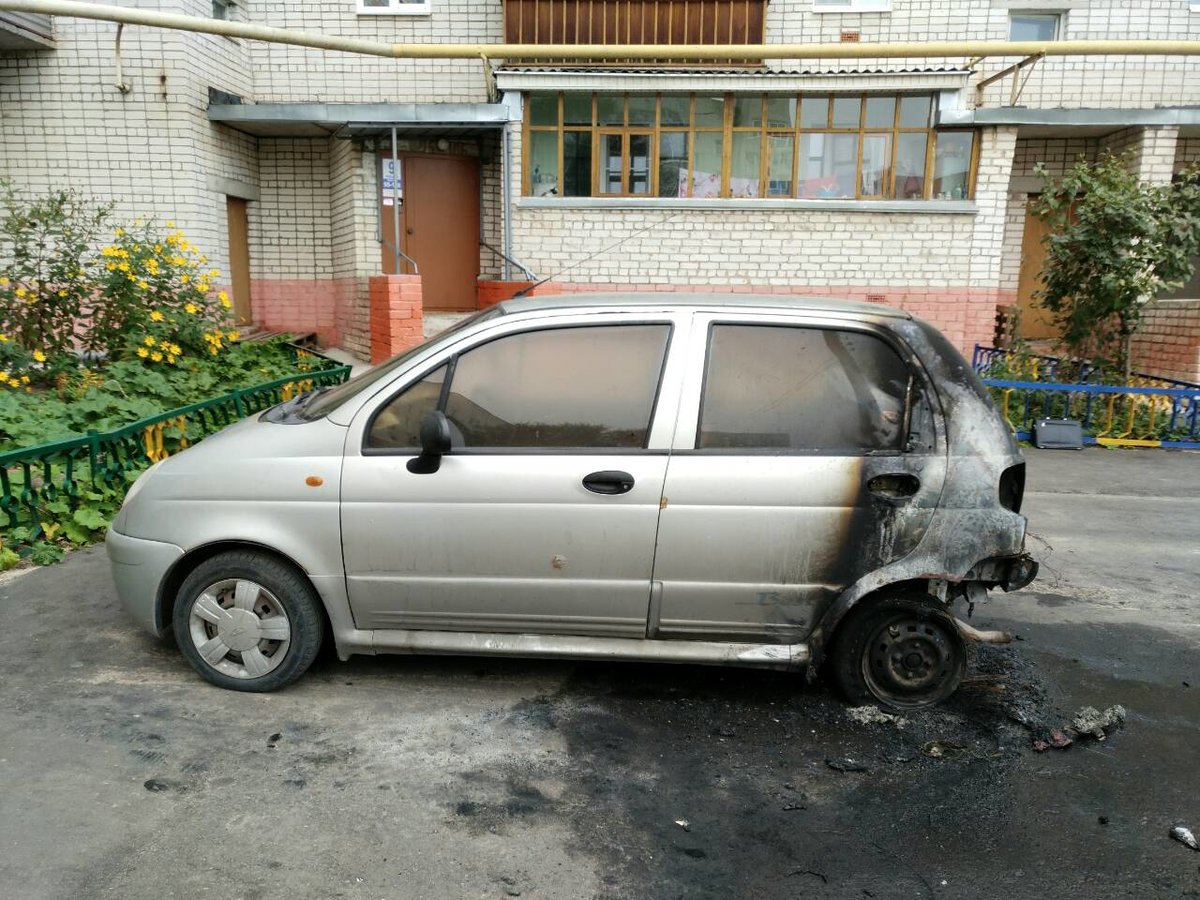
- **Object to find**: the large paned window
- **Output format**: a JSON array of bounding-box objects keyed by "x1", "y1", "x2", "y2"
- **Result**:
[{"x1": 525, "y1": 92, "x2": 978, "y2": 201}]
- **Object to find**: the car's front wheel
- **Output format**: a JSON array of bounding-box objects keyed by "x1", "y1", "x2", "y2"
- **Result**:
[
  {"x1": 828, "y1": 593, "x2": 966, "y2": 710},
  {"x1": 173, "y1": 550, "x2": 324, "y2": 692}
]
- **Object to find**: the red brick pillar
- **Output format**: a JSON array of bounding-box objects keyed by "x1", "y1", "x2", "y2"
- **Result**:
[{"x1": 369, "y1": 274, "x2": 424, "y2": 364}]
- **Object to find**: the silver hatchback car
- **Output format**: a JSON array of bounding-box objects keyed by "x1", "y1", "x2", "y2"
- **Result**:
[{"x1": 108, "y1": 294, "x2": 1036, "y2": 709}]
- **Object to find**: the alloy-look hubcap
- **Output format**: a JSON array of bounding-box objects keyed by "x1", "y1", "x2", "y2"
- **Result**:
[{"x1": 188, "y1": 578, "x2": 291, "y2": 680}]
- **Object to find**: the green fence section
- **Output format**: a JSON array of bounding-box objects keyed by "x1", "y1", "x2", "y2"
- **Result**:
[{"x1": 0, "y1": 354, "x2": 351, "y2": 541}]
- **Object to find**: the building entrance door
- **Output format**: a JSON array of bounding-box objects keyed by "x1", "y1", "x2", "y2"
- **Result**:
[
  {"x1": 1016, "y1": 200, "x2": 1061, "y2": 341},
  {"x1": 380, "y1": 153, "x2": 479, "y2": 311},
  {"x1": 225, "y1": 196, "x2": 252, "y2": 325}
]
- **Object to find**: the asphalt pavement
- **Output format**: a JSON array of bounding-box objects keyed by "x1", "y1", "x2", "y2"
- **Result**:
[{"x1": 1, "y1": 447, "x2": 1198, "y2": 899}]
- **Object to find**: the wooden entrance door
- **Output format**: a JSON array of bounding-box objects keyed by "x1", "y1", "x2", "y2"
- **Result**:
[
  {"x1": 380, "y1": 153, "x2": 479, "y2": 311},
  {"x1": 1016, "y1": 200, "x2": 1060, "y2": 341},
  {"x1": 225, "y1": 197, "x2": 252, "y2": 324}
]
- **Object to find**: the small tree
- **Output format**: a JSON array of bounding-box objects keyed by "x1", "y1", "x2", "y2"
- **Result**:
[{"x1": 1031, "y1": 152, "x2": 1200, "y2": 379}]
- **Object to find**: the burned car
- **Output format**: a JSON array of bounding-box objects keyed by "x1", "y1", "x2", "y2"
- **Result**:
[{"x1": 107, "y1": 294, "x2": 1036, "y2": 708}]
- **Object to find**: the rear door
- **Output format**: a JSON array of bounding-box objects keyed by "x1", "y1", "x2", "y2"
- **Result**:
[{"x1": 650, "y1": 313, "x2": 946, "y2": 643}]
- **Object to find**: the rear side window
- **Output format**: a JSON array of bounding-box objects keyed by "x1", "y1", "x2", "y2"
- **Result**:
[
  {"x1": 368, "y1": 323, "x2": 671, "y2": 451},
  {"x1": 697, "y1": 324, "x2": 911, "y2": 453}
]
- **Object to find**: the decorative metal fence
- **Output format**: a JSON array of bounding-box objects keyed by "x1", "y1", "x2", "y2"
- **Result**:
[
  {"x1": 973, "y1": 346, "x2": 1200, "y2": 449},
  {"x1": 0, "y1": 355, "x2": 352, "y2": 538}
]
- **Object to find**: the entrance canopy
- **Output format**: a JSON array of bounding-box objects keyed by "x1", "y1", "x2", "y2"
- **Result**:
[{"x1": 207, "y1": 102, "x2": 515, "y2": 138}]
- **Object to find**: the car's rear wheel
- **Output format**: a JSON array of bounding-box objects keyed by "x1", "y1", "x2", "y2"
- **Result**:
[
  {"x1": 173, "y1": 550, "x2": 324, "y2": 692},
  {"x1": 828, "y1": 593, "x2": 966, "y2": 710}
]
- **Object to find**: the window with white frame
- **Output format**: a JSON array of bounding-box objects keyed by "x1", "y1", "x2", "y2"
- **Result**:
[
  {"x1": 357, "y1": 0, "x2": 431, "y2": 15},
  {"x1": 1009, "y1": 13, "x2": 1061, "y2": 41},
  {"x1": 812, "y1": 0, "x2": 893, "y2": 12}
]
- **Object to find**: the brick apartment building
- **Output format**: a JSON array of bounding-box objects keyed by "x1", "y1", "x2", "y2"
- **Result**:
[{"x1": 2, "y1": 0, "x2": 1199, "y2": 377}]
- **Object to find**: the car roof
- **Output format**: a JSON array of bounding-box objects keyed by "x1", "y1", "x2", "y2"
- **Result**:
[{"x1": 495, "y1": 291, "x2": 912, "y2": 320}]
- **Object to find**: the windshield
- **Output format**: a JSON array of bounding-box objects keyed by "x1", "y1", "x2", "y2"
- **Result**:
[{"x1": 299, "y1": 306, "x2": 504, "y2": 421}]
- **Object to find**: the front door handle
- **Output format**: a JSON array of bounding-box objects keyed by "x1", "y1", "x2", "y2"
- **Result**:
[
  {"x1": 583, "y1": 470, "x2": 635, "y2": 495},
  {"x1": 868, "y1": 473, "x2": 920, "y2": 499}
]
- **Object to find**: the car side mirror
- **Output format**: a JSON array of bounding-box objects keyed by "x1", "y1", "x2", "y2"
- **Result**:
[{"x1": 406, "y1": 410, "x2": 452, "y2": 474}]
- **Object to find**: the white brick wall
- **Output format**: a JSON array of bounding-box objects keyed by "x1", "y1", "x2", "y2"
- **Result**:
[
  {"x1": 764, "y1": 0, "x2": 1200, "y2": 110},
  {"x1": 0, "y1": 0, "x2": 258, "y2": 279}
]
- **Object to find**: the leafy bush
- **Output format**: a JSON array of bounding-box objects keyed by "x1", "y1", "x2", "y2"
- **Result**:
[{"x1": 0, "y1": 181, "x2": 111, "y2": 379}]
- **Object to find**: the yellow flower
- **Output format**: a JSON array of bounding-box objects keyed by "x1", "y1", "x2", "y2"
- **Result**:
[
  {"x1": 220, "y1": 297, "x2": 232, "y2": 309},
  {"x1": 185, "y1": 303, "x2": 199, "y2": 314},
  {"x1": 20, "y1": 375, "x2": 30, "y2": 384},
  {"x1": 138, "y1": 280, "x2": 149, "y2": 290},
  {"x1": 8, "y1": 377, "x2": 19, "y2": 389},
  {"x1": 151, "y1": 351, "x2": 163, "y2": 362},
  {"x1": 149, "y1": 310, "x2": 164, "y2": 322},
  {"x1": 106, "y1": 262, "x2": 117, "y2": 271},
  {"x1": 136, "y1": 347, "x2": 149, "y2": 358},
  {"x1": 209, "y1": 347, "x2": 219, "y2": 356},
  {"x1": 166, "y1": 354, "x2": 177, "y2": 364},
  {"x1": 117, "y1": 262, "x2": 131, "y2": 273},
  {"x1": 32, "y1": 350, "x2": 46, "y2": 363},
  {"x1": 15, "y1": 286, "x2": 26, "y2": 298},
  {"x1": 0, "y1": 276, "x2": 8, "y2": 286},
  {"x1": 169, "y1": 343, "x2": 182, "y2": 355},
  {"x1": 153, "y1": 244, "x2": 163, "y2": 254},
  {"x1": 180, "y1": 274, "x2": 190, "y2": 284},
  {"x1": 166, "y1": 220, "x2": 175, "y2": 228},
  {"x1": 144, "y1": 336, "x2": 156, "y2": 347},
  {"x1": 0, "y1": 334, "x2": 7, "y2": 343},
  {"x1": 57, "y1": 289, "x2": 67, "y2": 298},
  {"x1": 227, "y1": 330, "x2": 239, "y2": 341},
  {"x1": 114, "y1": 227, "x2": 125, "y2": 237},
  {"x1": 207, "y1": 268, "x2": 219, "y2": 278}
]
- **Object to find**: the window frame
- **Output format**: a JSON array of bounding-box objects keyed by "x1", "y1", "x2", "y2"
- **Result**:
[
  {"x1": 524, "y1": 91, "x2": 976, "y2": 203},
  {"x1": 1008, "y1": 12, "x2": 1062, "y2": 41},
  {"x1": 362, "y1": 321, "x2": 677, "y2": 456},
  {"x1": 356, "y1": 0, "x2": 432, "y2": 16}
]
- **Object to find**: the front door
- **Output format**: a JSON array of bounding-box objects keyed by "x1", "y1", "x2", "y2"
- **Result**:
[
  {"x1": 1016, "y1": 200, "x2": 1060, "y2": 340},
  {"x1": 380, "y1": 153, "x2": 479, "y2": 311},
  {"x1": 650, "y1": 316, "x2": 946, "y2": 643},
  {"x1": 225, "y1": 196, "x2": 252, "y2": 325},
  {"x1": 340, "y1": 316, "x2": 683, "y2": 637}
]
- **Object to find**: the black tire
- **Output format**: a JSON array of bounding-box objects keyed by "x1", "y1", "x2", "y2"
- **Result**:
[
  {"x1": 173, "y1": 550, "x2": 324, "y2": 692},
  {"x1": 828, "y1": 593, "x2": 966, "y2": 710}
]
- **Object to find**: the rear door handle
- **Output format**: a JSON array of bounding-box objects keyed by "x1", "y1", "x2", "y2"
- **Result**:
[
  {"x1": 583, "y1": 470, "x2": 635, "y2": 495},
  {"x1": 868, "y1": 473, "x2": 920, "y2": 499}
]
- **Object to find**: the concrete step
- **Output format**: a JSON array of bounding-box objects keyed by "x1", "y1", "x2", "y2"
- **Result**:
[{"x1": 424, "y1": 312, "x2": 473, "y2": 339}]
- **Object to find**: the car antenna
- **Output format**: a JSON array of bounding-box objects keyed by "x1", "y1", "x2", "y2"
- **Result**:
[{"x1": 511, "y1": 213, "x2": 681, "y2": 298}]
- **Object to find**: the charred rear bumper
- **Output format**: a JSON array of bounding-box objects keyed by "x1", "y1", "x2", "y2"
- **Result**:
[{"x1": 967, "y1": 553, "x2": 1040, "y2": 593}]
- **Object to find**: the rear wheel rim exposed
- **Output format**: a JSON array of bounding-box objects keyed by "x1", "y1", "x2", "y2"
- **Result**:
[
  {"x1": 188, "y1": 578, "x2": 291, "y2": 680},
  {"x1": 862, "y1": 613, "x2": 961, "y2": 708}
]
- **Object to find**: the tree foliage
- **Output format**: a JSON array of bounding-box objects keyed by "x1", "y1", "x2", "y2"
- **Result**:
[{"x1": 1031, "y1": 152, "x2": 1200, "y2": 375}]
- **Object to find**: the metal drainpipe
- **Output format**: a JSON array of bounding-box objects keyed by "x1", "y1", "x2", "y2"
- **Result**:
[
  {"x1": 391, "y1": 126, "x2": 401, "y2": 276},
  {"x1": 501, "y1": 124, "x2": 513, "y2": 282}
]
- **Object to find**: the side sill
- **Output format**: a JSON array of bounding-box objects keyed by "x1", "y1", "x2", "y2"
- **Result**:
[{"x1": 335, "y1": 628, "x2": 810, "y2": 671}]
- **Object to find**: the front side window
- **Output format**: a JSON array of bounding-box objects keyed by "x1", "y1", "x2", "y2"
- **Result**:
[
  {"x1": 697, "y1": 325, "x2": 911, "y2": 453},
  {"x1": 1009, "y1": 13, "x2": 1060, "y2": 41},
  {"x1": 357, "y1": 0, "x2": 431, "y2": 15},
  {"x1": 368, "y1": 324, "x2": 671, "y2": 451},
  {"x1": 525, "y1": 91, "x2": 976, "y2": 201}
]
